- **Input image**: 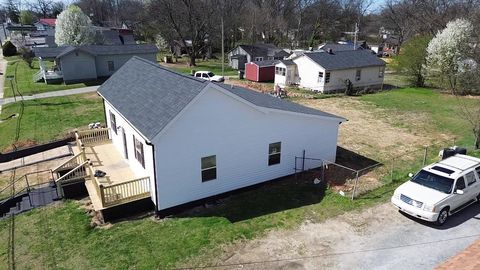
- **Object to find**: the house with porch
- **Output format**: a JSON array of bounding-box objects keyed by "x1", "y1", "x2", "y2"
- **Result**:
[
  {"x1": 53, "y1": 56, "x2": 345, "y2": 219},
  {"x1": 32, "y1": 44, "x2": 158, "y2": 84},
  {"x1": 274, "y1": 50, "x2": 385, "y2": 93}
]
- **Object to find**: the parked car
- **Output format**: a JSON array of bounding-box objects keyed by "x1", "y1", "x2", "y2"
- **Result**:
[
  {"x1": 391, "y1": 154, "x2": 480, "y2": 226},
  {"x1": 194, "y1": 71, "x2": 224, "y2": 82}
]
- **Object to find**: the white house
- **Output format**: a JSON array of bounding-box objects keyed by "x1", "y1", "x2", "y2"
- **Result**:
[
  {"x1": 275, "y1": 50, "x2": 386, "y2": 93},
  {"x1": 97, "y1": 57, "x2": 346, "y2": 216}
]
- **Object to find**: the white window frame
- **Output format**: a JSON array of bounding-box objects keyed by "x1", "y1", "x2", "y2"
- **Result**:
[
  {"x1": 268, "y1": 142, "x2": 281, "y2": 166},
  {"x1": 318, "y1": 71, "x2": 324, "y2": 83},
  {"x1": 255, "y1": 57, "x2": 264, "y2": 61},
  {"x1": 133, "y1": 136, "x2": 145, "y2": 168},
  {"x1": 201, "y1": 155, "x2": 217, "y2": 182},
  {"x1": 109, "y1": 111, "x2": 117, "y2": 135},
  {"x1": 275, "y1": 67, "x2": 286, "y2": 76}
]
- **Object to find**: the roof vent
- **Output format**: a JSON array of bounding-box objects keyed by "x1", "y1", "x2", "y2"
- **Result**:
[{"x1": 328, "y1": 48, "x2": 333, "y2": 54}]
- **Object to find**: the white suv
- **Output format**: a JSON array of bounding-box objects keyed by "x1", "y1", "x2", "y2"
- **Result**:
[
  {"x1": 392, "y1": 154, "x2": 480, "y2": 225},
  {"x1": 194, "y1": 71, "x2": 224, "y2": 82}
]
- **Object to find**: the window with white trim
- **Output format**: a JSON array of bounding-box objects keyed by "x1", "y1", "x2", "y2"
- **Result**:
[
  {"x1": 201, "y1": 155, "x2": 216, "y2": 182},
  {"x1": 318, "y1": 71, "x2": 324, "y2": 83},
  {"x1": 255, "y1": 57, "x2": 264, "y2": 61},
  {"x1": 109, "y1": 111, "x2": 117, "y2": 135},
  {"x1": 133, "y1": 136, "x2": 145, "y2": 168},
  {"x1": 325, "y1": 72, "x2": 331, "y2": 83},
  {"x1": 268, "y1": 142, "x2": 281, "y2": 166},
  {"x1": 275, "y1": 67, "x2": 286, "y2": 76},
  {"x1": 355, "y1": 69, "x2": 361, "y2": 81}
]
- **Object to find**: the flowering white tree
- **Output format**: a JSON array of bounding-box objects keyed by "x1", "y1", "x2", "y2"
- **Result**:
[
  {"x1": 426, "y1": 18, "x2": 473, "y2": 93},
  {"x1": 55, "y1": 5, "x2": 95, "y2": 46}
]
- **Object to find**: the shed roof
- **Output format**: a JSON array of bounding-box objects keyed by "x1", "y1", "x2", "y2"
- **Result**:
[
  {"x1": 249, "y1": 60, "x2": 279, "y2": 67},
  {"x1": 38, "y1": 18, "x2": 56, "y2": 27},
  {"x1": 98, "y1": 57, "x2": 345, "y2": 140},
  {"x1": 303, "y1": 50, "x2": 385, "y2": 70}
]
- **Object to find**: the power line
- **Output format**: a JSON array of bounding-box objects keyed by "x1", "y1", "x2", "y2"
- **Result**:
[{"x1": 174, "y1": 233, "x2": 480, "y2": 269}]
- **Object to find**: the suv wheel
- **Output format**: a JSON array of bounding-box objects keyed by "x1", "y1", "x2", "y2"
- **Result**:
[{"x1": 436, "y1": 208, "x2": 449, "y2": 226}]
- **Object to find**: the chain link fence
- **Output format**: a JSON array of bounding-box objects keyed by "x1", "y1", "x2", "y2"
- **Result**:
[{"x1": 295, "y1": 139, "x2": 478, "y2": 200}]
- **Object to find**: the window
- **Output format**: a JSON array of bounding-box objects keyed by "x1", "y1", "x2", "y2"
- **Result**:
[
  {"x1": 255, "y1": 57, "x2": 264, "y2": 61},
  {"x1": 275, "y1": 67, "x2": 286, "y2": 76},
  {"x1": 318, "y1": 71, "x2": 324, "y2": 83},
  {"x1": 355, "y1": 69, "x2": 361, "y2": 81},
  {"x1": 465, "y1": 171, "x2": 476, "y2": 186},
  {"x1": 109, "y1": 111, "x2": 117, "y2": 135},
  {"x1": 201, "y1": 155, "x2": 216, "y2": 182},
  {"x1": 476, "y1": 166, "x2": 480, "y2": 176},
  {"x1": 268, "y1": 56, "x2": 274, "y2": 60},
  {"x1": 108, "y1": 61, "x2": 115, "y2": 72},
  {"x1": 268, "y1": 142, "x2": 281, "y2": 166},
  {"x1": 195, "y1": 73, "x2": 201, "y2": 78},
  {"x1": 202, "y1": 73, "x2": 209, "y2": 78},
  {"x1": 133, "y1": 136, "x2": 145, "y2": 168},
  {"x1": 455, "y1": 177, "x2": 466, "y2": 192},
  {"x1": 379, "y1": 67, "x2": 385, "y2": 78},
  {"x1": 325, "y1": 72, "x2": 330, "y2": 83}
]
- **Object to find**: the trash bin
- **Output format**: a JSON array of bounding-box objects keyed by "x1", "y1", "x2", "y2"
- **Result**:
[{"x1": 238, "y1": 70, "x2": 244, "y2": 80}]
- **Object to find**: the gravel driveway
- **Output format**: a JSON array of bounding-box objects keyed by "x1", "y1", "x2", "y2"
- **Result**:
[{"x1": 213, "y1": 202, "x2": 480, "y2": 270}]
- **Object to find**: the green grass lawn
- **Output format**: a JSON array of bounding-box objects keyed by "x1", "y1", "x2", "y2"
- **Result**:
[
  {"x1": 360, "y1": 88, "x2": 479, "y2": 150},
  {"x1": 0, "y1": 93, "x2": 104, "y2": 152},
  {"x1": 0, "y1": 177, "x2": 402, "y2": 270},
  {"x1": 157, "y1": 53, "x2": 238, "y2": 77},
  {"x1": 3, "y1": 56, "x2": 96, "y2": 98}
]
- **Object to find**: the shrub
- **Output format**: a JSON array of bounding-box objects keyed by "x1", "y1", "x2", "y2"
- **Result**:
[
  {"x1": 19, "y1": 46, "x2": 34, "y2": 68},
  {"x1": 2, "y1": 41, "x2": 17, "y2": 56}
]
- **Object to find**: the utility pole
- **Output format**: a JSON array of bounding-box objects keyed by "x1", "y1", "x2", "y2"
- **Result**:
[{"x1": 221, "y1": 2, "x2": 225, "y2": 76}]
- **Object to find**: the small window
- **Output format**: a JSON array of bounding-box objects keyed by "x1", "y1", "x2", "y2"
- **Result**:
[
  {"x1": 109, "y1": 111, "x2": 117, "y2": 135},
  {"x1": 465, "y1": 171, "x2": 476, "y2": 186},
  {"x1": 355, "y1": 69, "x2": 361, "y2": 81},
  {"x1": 202, "y1": 73, "x2": 209, "y2": 78},
  {"x1": 201, "y1": 155, "x2": 216, "y2": 182},
  {"x1": 133, "y1": 136, "x2": 145, "y2": 168},
  {"x1": 108, "y1": 61, "x2": 115, "y2": 71},
  {"x1": 255, "y1": 57, "x2": 264, "y2": 61},
  {"x1": 268, "y1": 142, "x2": 281, "y2": 166},
  {"x1": 195, "y1": 73, "x2": 201, "y2": 77},
  {"x1": 379, "y1": 66, "x2": 385, "y2": 78},
  {"x1": 318, "y1": 71, "x2": 324, "y2": 83},
  {"x1": 325, "y1": 72, "x2": 330, "y2": 83},
  {"x1": 455, "y1": 177, "x2": 466, "y2": 191},
  {"x1": 275, "y1": 67, "x2": 286, "y2": 76}
]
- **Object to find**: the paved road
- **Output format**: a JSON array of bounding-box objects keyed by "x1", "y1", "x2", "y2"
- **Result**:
[
  {"x1": 216, "y1": 202, "x2": 480, "y2": 270},
  {"x1": 0, "y1": 86, "x2": 99, "y2": 106}
]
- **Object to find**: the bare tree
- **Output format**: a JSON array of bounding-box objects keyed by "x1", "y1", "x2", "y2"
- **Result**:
[{"x1": 29, "y1": 0, "x2": 53, "y2": 18}]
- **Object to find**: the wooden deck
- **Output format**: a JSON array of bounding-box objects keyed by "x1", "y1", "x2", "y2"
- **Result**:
[{"x1": 55, "y1": 129, "x2": 152, "y2": 211}]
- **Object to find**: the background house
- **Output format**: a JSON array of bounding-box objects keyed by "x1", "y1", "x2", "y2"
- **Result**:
[
  {"x1": 34, "y1": 18, "x2": 56, "y2": 31},
  {"x1": 33, "y1": 44, "x2": 158, "y2": 84},
  {"x1": 99, "y1": 56, "x2": 345, "y2": 215},
  {"x1": 228, "y1": 44, "x2": 290, "y2": 70},
  {"x1": 275, "y1": 50, "x2": 385, "y2": 93},
  {"x1": 318, "y1": 42, "x2": 364, "y2": 52}
]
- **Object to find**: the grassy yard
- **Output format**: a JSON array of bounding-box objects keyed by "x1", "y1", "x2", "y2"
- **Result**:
[
  {"x1": 157, "y1": 53, "x2": 238, "y2": 77},
  {"x1": 1, "y1": 88, "x2": 479, "y2": 269},
  {"x1": 361, "y1": 87, "x2": 479, "y2": 150},
  {"x1": 3, "y1": 56, "x2": 97, "y2": 98},
  {"x1": 0, "y1": 93, "x2": 104, "y2": 152}
]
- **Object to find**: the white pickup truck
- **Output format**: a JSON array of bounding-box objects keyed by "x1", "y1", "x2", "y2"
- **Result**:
[{"x1": 392, "y1": 154, "x2": 480, "y2": 225}]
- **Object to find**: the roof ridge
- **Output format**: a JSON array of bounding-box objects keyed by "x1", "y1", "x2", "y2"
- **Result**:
[{"x1": 130, "y1": 56, "x2": 208, "y2": 84}]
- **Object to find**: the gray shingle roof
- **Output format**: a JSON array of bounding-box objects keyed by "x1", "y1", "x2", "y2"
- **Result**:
[
  {"x1": 98, "y1": 57, "x2": 208, "y2": 140},
  {"x1": 249, "y1": 60, "x2": 279, "y2": 67},
  {"x1": 98, "y1": 57, "x2": 345, "y2": 140},
  {"x1": 319, "y1": 42, "x2": 363, "y2": 52},
  {"x1": 217, "y1": 84, "x2": 345, "y2": 120},
  {"x1": 278, "y1": 59, "x2": 295, "y2": 66},
  {"x1": 304, "y1": 50, "x2": 385, "y2": 70},
  {"x1": 34, "y1": 44, "x2": 158, "y2": 59}
]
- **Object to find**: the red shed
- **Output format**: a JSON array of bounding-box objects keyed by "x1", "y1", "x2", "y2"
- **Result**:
[{"x1": 245, "y1": 60, "x2": 279, "y2": 82}]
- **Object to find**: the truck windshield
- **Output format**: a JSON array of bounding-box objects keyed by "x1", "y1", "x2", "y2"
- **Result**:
[{"x1": 411, "y1": 170, "x2": 454, "y2": 194}]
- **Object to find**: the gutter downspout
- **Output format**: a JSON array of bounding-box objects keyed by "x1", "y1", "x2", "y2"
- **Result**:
[{"x1": 146, "y1": 140, "x2": 160, "y2": 217}]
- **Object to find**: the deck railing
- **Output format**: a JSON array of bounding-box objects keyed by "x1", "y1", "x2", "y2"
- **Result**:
[
  {"x1": 100, "y1": 177, "x2": 151, "y2": 208},
  {"x1": 75, "y1": 128, "x2": 110, "y2": 147},
  {"x1": 52, "y1": 150, "x2": 86, "y2": 175},
  {"x1": 55, "y1": 161, "x2": 89, "y2": 186}
]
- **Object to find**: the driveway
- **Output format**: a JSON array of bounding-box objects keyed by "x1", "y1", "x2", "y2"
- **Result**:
[{"x1": 212, "y1": 202, "x2": 480, "y2": 270}]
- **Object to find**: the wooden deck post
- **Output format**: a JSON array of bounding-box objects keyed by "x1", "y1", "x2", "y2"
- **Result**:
[{"x1": 99, "y1": 184, "x2": 105, "y2": 208}]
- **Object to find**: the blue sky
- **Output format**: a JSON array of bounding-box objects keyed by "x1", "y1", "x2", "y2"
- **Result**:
[{"x1": 368, "y1": 0, "x2": 387, "y2": 14}]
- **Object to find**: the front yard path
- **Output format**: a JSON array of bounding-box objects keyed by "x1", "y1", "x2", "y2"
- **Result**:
[{"x1": 0, "y1": 85, "x2": 99, "y2": 106}]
